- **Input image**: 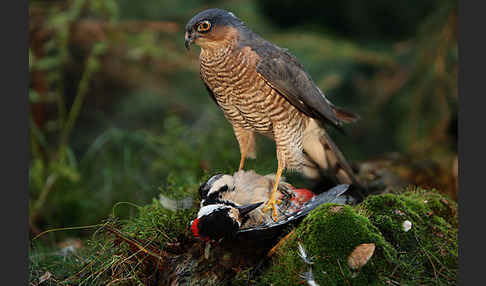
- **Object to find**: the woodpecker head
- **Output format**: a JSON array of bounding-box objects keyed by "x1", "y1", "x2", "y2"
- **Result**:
[
  {"x1": 198, "y1": 173, "x2": 235, "y2": 204},
  {"x1": 190, "y1": 202, "x2": 263, "y2": 241}
]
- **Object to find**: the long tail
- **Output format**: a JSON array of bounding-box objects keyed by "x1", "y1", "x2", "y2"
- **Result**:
[{"x1": 301, "y1": 119, "x2": 361, "y2": 186}]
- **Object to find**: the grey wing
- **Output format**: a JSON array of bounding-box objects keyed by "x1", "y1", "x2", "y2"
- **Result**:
[{"x1": 254, "y1": 44, "x2": 342, "y2": 127}]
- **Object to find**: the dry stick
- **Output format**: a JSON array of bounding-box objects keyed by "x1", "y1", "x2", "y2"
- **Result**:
[
  {"x1": 91, "y1": 227, "x2": 165, "y2": 283},
  {"x1": 267, "y1": 230, "x2": 295, "y2": 257},
  {"x1": 104, "y1": 225, "x2": 166, "y2": 262},
  {"x1": 336, "y1": 259, "x2": 352, "y2": 286},
  {"x1": 62, "y1": 258, "x2": 98, "y2": 283},
  {"x1": 32, "y1": 223, "x2": 105, "y2": 241}
]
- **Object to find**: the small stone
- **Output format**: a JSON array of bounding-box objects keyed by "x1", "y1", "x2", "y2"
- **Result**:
[
  {"x1": 347, "y1": 243, "x2": 376, "y2": 270},
  {"x1": 402, "y1": 220, "x2": 412, "y2": 232}
]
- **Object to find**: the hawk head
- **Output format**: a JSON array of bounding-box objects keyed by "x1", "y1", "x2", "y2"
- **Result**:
[{"x1": 184, "y1": 8, "x2": 246, "y2": 51}]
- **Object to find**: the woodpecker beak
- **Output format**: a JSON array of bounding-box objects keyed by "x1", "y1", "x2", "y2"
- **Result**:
[
  {"x1": 237, "y1": 202, "x2": 264, "y2": 216},
  {"x1": 184, "y1": 31, "x2": 194, "y2": 50}
]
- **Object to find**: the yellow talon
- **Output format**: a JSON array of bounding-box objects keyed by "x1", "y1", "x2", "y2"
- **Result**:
[
  {"x1": 263, "y1": 199, "x2": 278, "y2": 221},
  {"x1": 263, "y1": 186, "x2": 279, "y2": 221},
  {"x1": 262, "y1": 162, "x2": 284, "y2": 221}
]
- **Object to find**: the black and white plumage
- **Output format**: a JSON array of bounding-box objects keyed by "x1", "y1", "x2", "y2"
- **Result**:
[{"x1": 190, "y1": 170, "x2": 354, "y2": 241}]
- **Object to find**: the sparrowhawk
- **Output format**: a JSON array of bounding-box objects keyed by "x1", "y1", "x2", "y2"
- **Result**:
[{"x1": 185, "y1": 8, "x2": 361, "y2": 218}]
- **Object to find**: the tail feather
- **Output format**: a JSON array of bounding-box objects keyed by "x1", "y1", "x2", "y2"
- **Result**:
[
  {"x1": 333, "y1": 105, "x2": 360, "y2": 124},
  {"x1": 302, "y1": 119, "x2": 361, "y2": 186}
]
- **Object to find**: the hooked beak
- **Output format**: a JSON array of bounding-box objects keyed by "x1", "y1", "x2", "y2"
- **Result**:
[
  {"x1": 184, "y1": 31, "x2": 194, "y2": 50},
  {"x1": 237, "y1": 202, "x2": 264, "y2": 217}
]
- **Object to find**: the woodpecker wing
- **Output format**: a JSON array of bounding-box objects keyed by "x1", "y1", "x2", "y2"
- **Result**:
[{"x1": 236, "y1": 184, "x2": 350, "y2": 239}]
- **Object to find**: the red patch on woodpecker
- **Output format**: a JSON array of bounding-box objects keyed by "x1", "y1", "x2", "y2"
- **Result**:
[
  {"x1": 191, "y1": 218, "x2": 210, "y2": 241},
  {"x1": 292, "y1": 188, "x2": 315, "y2": 204},
  {"x1": 191, "y1": 218, "x2": 201, "y2": 238}
]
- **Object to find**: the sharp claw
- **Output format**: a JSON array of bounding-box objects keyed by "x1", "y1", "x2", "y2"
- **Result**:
[{"x1": 263, "y1": 199, "x2": 279, "y2": 221}]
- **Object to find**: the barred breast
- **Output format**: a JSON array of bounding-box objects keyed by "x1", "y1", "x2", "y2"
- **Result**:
[{"x1": 200, "y1": 46, "x2": 307, "y2": 137}]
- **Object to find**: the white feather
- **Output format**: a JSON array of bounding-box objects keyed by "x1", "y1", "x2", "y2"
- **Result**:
[
  {"x1": 197, "y1": 204, "x2": 228, "y2": 218},
  {"x1": 299, "y1": 268, "x2": 319, "y2": 286},
  {"x1": 298, "y1": 242, "x2": 314, "y2": 265}
]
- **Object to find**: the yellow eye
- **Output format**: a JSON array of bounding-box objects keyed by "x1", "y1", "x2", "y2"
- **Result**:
[{"x1": 197, "y1": 21, "x2": 211, "y2": 33}]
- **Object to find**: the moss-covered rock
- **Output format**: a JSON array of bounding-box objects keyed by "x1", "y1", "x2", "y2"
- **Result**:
[
  {"x1": 261, "y1": 188, "x2": 458, "y2": 285},
  {"x1": 260, "y1": 204, "x2": 395, "y2": 286},
  {"x1": 359, "y1": 189, "x2": 458, "y2": 285}
]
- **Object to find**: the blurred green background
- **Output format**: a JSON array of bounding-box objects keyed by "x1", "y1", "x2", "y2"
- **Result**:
[{"x1": 29, "y1": 0, "x2": 457, "y2": 243}]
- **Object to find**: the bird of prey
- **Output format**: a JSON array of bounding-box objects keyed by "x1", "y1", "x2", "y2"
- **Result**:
[{"x1": 185, "y1": 8, "x2": 361, "y2": 218}]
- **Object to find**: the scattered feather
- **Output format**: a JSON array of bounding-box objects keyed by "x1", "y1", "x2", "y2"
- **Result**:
[
  {"x1": 159, "y1": 195, "x2": 193, "y2": 211},
  {"x1": 298, "y1": 242, "x2": 314, "y2": 265},
  {"x1": 299, "y1": 268, "x2": 319, "y2": 286}
]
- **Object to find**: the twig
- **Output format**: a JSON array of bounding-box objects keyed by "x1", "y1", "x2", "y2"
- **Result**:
[
  {"x1": 336, "y1": 259, "x2": 352, "y2": 286},
  {"x1": 104, "y1": 225, "x2": 166, "y2": 262},
  {"x1": 267, "y1": 230, "x2": 294, "y2": 257}
]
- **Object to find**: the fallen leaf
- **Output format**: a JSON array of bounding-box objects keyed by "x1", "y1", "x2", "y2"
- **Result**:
[
  {"x1": 347, "y1": 243, "x2": 376, "y2": 270},
  {"x1": 330, "y1": 206, "x2": 344, "y2": 213}
]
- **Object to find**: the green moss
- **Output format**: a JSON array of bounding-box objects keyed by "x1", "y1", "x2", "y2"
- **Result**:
[
  {"x1": 33, "y1": 200, "x2": 200, "y2": 285},
  {"x1": 121, "y1": 198, "x2": 198, "y2": 245},
  {"x1": 262, "y1": 189, "x2": 457, "y2": 285},
  {"x1": 261, "y1": 204, "x2": 396, "y2": 286}
]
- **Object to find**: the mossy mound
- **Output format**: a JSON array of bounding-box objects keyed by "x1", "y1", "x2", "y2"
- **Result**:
[
  {"x1": 261, "y1": 188, "x2": 457, "y2": 285},
  {"x1": 121, "y1": 198, "x2": 198, "y2": 244}
]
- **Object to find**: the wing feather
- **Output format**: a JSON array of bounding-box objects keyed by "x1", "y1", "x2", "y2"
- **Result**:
[{"x1": 251, "y1": 42, "x2": 357, "y2": 127}]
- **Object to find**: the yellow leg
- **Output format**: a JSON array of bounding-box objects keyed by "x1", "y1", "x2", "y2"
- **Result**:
[
  {"x1": 238, "y1": 152, "x2": 246, "y2": 170},
  {"x1": 234, "y1": 128, "x2": 255, "y2": 171},
  {"x1": 262, "y1": 161, "x2": 283, "y2": 220}
]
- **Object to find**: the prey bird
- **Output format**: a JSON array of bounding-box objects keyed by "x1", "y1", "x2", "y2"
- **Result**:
[
  {"x1": 190, "y1": 170, "x2": 354, "y2": 241},
  {"x1": 185, "y1": 8, "x2": 361, "y2": 218}
]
